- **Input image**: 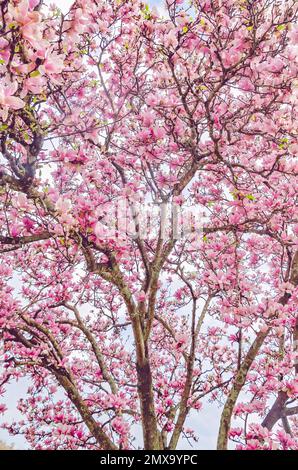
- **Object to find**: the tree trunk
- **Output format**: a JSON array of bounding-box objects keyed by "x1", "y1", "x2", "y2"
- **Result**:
[{"x1": 262, "y1": 391, "x2": 288, "y2": 431}]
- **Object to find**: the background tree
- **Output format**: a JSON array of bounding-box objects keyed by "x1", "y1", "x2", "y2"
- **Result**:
[{"x1": 0, "y1": 0, "x2": 298, "y2": 450}]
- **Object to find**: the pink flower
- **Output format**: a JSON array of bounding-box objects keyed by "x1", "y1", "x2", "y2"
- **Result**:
[
  {"x1": 289, "y1": 26, "x2": 298, "y2": 45},
  {"x1": 64, "y1": 150, "x2": 87, "y2": 165},
  {"x1": 22, "y1": 217, "x2": 35, "y2": 231},
  {"x1": 55, "y1": 197, "x2": 72, "y2": 215},
  {"x1": 136, "y1": 291, "x2": 146, "y2": 302},
  {"x1": 276, "y1": 430, "x2": 297, "y2": 450},
  {"x1": 39, "y1": 51, "x2": 65, "y2": 76},
  {"x1": 9, "y1": 0, "x2": 41, "y2": 24},
  {"x1": 289, "y1": 143, "x2": 298, "y2": 156},
  {"x1": 153, "y1": 126, "x2": 166, "y2": 140},
  {"x1": 9, "y1": 0, "x2": 43, "y2": 48},
  {"x1": 229, "y1": 427, "x2": 242, "y2": 438},
  {"x1": 29, "y1": 0, "x2": 40, "y2": 8},
  {"x1": 0, "y1": 81, "x2": 25, "y2": 121},
  {"x1": 112, "y1": 416, "x2": 129, "y2": 435},
  {"x1": 222, "y1": 48, "x2": 241, "y2": 68},
  {"x1": 21, "y1": 75, "x2": 46, "y2": 97},
  {"x1": 8, "y1": 0, "x2": 31, "y2": 23},
  {"x1": 239, "y1": 78, "x2": 254, "y2": 91},
  {"x1": 267, "y1": 57, "x2": 284, "y2": 73},
  {"x1": 22, "y1": 21, "x2": 43, "y2": 48},
  {"x1": 75, "y1": 429, "x2": 84, "y2": 440},
  {"x1": 175, "y1": 333, "x2": 188, "y2": 350},
  {"x1": 94, "y1": 220, "x2": 108, "y2": 239},
  {"x1": 14, "y1": 193, "x2": 30, "y2": 211},
  {"x1": 55, "y1": 198, "x2": 76, "y2": 227},
  {"x1": 165, "y1": 29, "x2": 178, "y2": 49},
  {"x1": 141, "y1": 110, "x2": 155, "y2": 128},
  {"x1": 11, "y1": 60, "x2": 35, "y2": 75},
  {"x1": 9, "y1": 0, "x2": 40, "y2": 20},
  {"x1": 284, "y1": 379, "x2": 298, "y2": 397}
]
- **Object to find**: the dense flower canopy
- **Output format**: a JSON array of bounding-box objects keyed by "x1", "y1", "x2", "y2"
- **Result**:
[{"x1": 0, "y1": 0, "x2": 298, "y2": 450}]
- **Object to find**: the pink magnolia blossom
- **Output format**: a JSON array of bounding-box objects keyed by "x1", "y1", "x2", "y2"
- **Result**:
[
  {"x1": 238, "y1": 77, "x2": 254, "y2": 91},
  {"x1": 21, "y1": 75, "x2": 46, "y2": 96},
  {"x1": 289, "y1": 25, "x2": 298, "y2": 44},
  {"x1": 135, "y1": 290, "x2": 146, "y2": 302},
  {"x1": 141, "y1": 110, "x2": 155, "y2": 128},
  {"x1": 55, "y1": 197, "x2": 72, "y2": 215},
  {"x1": 165, "y1": 29, "x2": 178, "y2": 49},
  {"x1": 0, "y1": 38, "x2": 10, "y2": 64}
]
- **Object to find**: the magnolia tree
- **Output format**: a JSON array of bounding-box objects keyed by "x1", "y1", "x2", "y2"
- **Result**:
[{"x1": 0, "y1": 0, "x2": 298, "y2": 451}]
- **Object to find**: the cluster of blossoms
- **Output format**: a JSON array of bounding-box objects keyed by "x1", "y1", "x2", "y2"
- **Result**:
[{"x1": 0, "y1": 0, "x2": 297, "y2": 450}]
